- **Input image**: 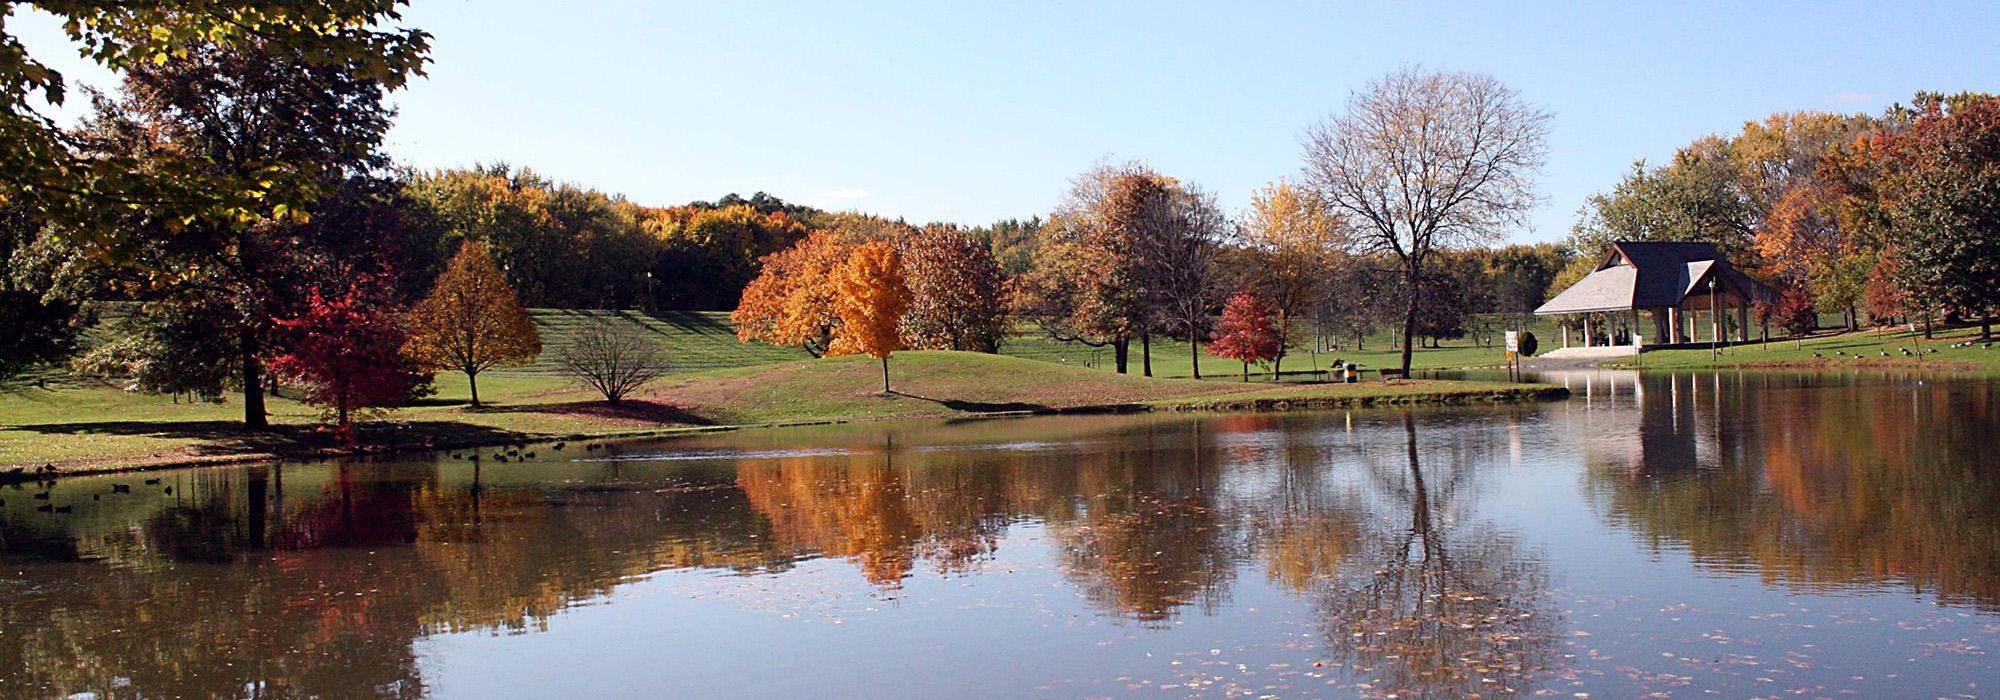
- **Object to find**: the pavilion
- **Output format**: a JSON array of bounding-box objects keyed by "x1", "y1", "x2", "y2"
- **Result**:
[{"x1": 1534, "y1": 241, "x2": 1771, "y2": 349}]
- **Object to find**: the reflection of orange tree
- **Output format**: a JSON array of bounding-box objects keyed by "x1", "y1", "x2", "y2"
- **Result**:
[
  {"x1": 736, "y1": 449, "x2": 1012, "y2": 588},
  {"x1": 1591, "y1": 382, "x2": 2000, "y2": 611},
  {"x1": 1305, "y1": 414, "x2": 1557, "y2": 699}
]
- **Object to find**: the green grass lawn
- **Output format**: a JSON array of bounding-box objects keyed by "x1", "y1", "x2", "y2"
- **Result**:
[
  {"x1": 1617, "y1": 324, "x2": 2000, "y2": 374},
  {"x1": 2, "y1": 349, "x2": 1563, "y2": 471}
]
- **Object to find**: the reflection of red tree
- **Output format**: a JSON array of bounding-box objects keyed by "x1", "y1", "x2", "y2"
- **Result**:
[{"x1": 276, "y1": 466, "x2": 421, "y2": 550}]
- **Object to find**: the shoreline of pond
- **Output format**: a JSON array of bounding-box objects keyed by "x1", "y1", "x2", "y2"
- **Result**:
[{"x1": 7, "y1": 380, "x2": 1570, "y2": 480}]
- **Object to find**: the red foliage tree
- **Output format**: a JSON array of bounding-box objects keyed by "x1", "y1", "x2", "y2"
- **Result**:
[
  {"x1": 270, "y1": 281, "x2": 433, "y2": 437},
  {"x1": 1769, "y1": 283, "x2": 1819, "y2": 348},
  {"x1": 1209, "y1": 291, "x2": 1281, "y2": 381}
]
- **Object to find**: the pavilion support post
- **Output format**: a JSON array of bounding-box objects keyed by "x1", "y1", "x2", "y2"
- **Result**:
[
  {"x1": 1583, "y1": 315, "x2": 1594, "y2": 348},
  {"x1": 1737, "y1": 297, "x2": 1750, "y2": 344},
  {"x1": 1562, "y1": 322, "x2": 1570, "y2": 348},
  {"x1": 1632, "y1": 308, "x2": 1642, "y2": 347}
]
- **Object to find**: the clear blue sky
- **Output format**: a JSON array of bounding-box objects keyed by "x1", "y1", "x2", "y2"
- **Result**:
[{"x1": 13, "y1": 1, "x2": 2000, "y2": 243}]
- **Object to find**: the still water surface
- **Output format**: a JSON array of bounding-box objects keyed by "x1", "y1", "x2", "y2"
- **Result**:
[{"x1": 1, "y1": 370, "x2": 1996, "y2": 698}]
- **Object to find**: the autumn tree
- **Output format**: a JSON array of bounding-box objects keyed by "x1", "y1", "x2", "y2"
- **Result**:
[
  {"x1": 733, "y1": 228, "x2": 859, "y2": 356},
  {"x1": 405, "y1": 240, "x2": 542, "y2": 407},
  {"x1": 1238, "y1": 181, "x2": 1343, "y2": 375},
  {"x1": 559, "y1": 318, "x2": 669, "y2": 403},
  {"x1": 1210, "y1": 291, "x2": 1281, "y2": 381},
  {"x1": 898, "y1": 224, "x2": 1010, "y2": 352},
  {"x1": 829, "y1": 241, "x2": 912, "y2": 392},
  {"x1": 1013, "y1": 164, "x2": 1153, "y2": 374},
  {"x1": 70, "y1": 38, "x2": 409, "y2": 428},
  {"x1": 641, "y1": 202, "x2": 811, "y2": 309},
  {"x1": 1767, "y1": 283, "x2": 1819, "y2": 347},
  {"x1": 270, "y1": 282, "x2": 433, "y2": 433},
  {"x1": 1302, "y1": 68, "x2": 1550, "y2": 376},
  {"x1": 1881, "y1": 95, "x2": 2000, "y2": 340}
]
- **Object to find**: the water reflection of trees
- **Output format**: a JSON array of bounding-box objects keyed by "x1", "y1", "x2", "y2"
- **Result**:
[
  {"x1": 0, "y1": 411, "x2": 1568, "y2": 697},
  {"x1": 1582, "y1": 372, "x2": 2000, "y2": 612},
  {"x1": 1252, "y1": 413, "x2": 1556, "y2": 699},
  {"x1": 0, "y1": 460, "x2": 792, "y2": 697}
]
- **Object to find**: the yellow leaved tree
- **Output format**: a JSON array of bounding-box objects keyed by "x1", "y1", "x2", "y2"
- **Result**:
[
  {"x1": 829, "y1": 241, "x2": 911, "y2": 393},
  {"x1": 405, "y1": 241, "x2": 542, "y2": 407}
]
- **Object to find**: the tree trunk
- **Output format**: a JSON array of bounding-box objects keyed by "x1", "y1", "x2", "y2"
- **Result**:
[
  {"x1": 1241, "y1": 361, "x2": 1249, "y2": 382},
  {"x1": 1113, "y1": 338, "x2": 1129, "y2": 374},
  {"x1": 1846, "y1": 304, "x2": 1858, "y2": 332},
  {"x1": 881, "y1": 357, "x2": 890, "y2": 393},
  {"x1": 1273, "y1": 350, "x2": 1283, "y2": 380},
  {"x1": 1983, "y1": 311, "x2": 1992, "y2": 341},
  {"x1": 1140, "y1": 332, "x2": 1152, "y2": 377},
  {"x1": 1190, "y1": 335, "x2": 1201, "y2": 379},
  {"x1": 468, "y1": 370, "x2": 482, "y2": 408},
  {"x1": 242, "y1": 350, "x2": 268, "y2": 429},
  {"x1": 1399, "y1": 280, "x2": 1418, "y2": 377}
]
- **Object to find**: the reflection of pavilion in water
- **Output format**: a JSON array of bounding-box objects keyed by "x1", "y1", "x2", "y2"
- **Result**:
[{"x1": 1539, "y1": 369, "x2": 1739, "y2": 477}]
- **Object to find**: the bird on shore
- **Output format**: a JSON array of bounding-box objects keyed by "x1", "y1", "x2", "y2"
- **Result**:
[
  {"x1": 524, "y1": 452, "x2": 535, "y2": 459},
  {"x1": 36, "y1": 504, "x2": 51, "y2": 513},
  {"x1": 54, "y1": 505, "x2": 71, "y2": 514},
  {"x1": 32, "y1": 492, "x2": 49, "y2": 501},
  {"x1": 143, "y1": 478, "x2": 160, "y2": 485},
  {"x1": 111, "y1": 484, "x2": 130, "y2": 494},
  {"x1": 163, "y1": 486, "x2": 172, "y2": 495},
  {"x1": 553, "y1": 442, "x2": 566, "y2": 451}
]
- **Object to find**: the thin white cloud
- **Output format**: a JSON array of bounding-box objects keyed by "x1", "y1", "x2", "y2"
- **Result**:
[{"x1": 1824, "y1": 91, "x2": 1880, "y2": 106}]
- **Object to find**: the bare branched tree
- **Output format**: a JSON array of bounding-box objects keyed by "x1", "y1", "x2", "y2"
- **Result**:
[
  {"x1": 1301, "y1": 67, "x2": 1550, "y2": 374},
  {"x1": 1142, "y1": 184, "x2": 1227, "y2": 379},
  {"x1": 558, "y1": 318, "x2": 670, "y2": 403}
]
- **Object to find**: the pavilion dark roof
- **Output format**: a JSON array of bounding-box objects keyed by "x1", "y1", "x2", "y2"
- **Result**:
[{"x1": 1535, "y1": 241, "x2": 1770, "y2": 315}]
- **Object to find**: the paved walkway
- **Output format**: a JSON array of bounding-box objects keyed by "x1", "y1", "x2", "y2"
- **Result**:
[{"x1": 1524, "y1": 345, "x2": 1638, "y2": 369}]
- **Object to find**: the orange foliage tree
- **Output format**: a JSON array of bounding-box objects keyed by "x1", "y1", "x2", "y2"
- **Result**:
[
  {"x1": 731, "y1": 230, "x2": 857, "y2": 356},
  {"x1": 830, "y1": 241, "x2": 912, "y2": 392},
  {"x1": 404, "y1": 241, "x2": 542, "y2": 407}
]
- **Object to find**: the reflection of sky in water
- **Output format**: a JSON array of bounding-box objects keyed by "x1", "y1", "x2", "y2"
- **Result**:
[{"x1": 3, "y1": 372, "x2": 1997, "y2": 698}]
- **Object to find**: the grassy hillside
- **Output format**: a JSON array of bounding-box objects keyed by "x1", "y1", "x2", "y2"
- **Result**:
[{"x1": 2, "y1": 351, "x2": 1559, "y2": 471}]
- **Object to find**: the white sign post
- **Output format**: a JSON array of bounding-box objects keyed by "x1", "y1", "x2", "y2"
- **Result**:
[{"x1": 1504, "y1": 331, "x2": 1520, "y2": 381}]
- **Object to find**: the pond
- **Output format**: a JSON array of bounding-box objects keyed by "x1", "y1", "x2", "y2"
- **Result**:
[{"x1": 1, "y1": 370, "x2": 1996, "y2": 698}]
